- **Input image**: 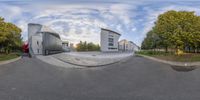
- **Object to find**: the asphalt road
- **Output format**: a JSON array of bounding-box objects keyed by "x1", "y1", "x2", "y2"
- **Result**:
[{"x1": 0, "y1": 56, "x2": 200, "y2": 100}]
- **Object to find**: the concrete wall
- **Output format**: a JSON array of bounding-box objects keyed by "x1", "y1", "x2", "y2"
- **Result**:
[
  {"x1": 28, "y1": 23, "x2": 42, "y2": 40},
  {"x1": 28, "y1": 23, "x2": 63, "y2": 55},
  {"x1": 30, "y1": 34, "x2": 43, "y2": 55},
  {"x1": 28, "y1": 23, "x2": 42, "y2": 56},
  {"x1": 42, "y1": 32, "x2": 62, "y2": 54},
  {"x1": 100, "y1": 29, "x2": 120, "y2": 52}
]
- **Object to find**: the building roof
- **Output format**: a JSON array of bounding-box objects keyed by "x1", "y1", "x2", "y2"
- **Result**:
[
  {"x1": 28, "y1": 23, "x2": 42, "y2": 26},
  {"x1": 29, "y1": 23, "x2": 60, "y2": 37},
  {"x1": 101, "y1": 28, "x2": 121, "y2": 36},
  {"x1": 62, "y1": 41, "x2": 69, "y2": 44},
  {"x1": 119, "y1": 39, "x2": 128, "y2": 43},
  {"x1": 40, "y1": 26, "x2": 56, "y2": 33}
]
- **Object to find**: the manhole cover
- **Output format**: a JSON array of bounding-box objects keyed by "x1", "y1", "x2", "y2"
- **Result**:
[{"x1": 171, "y1": 65, "x2": 196, "y2": 72}]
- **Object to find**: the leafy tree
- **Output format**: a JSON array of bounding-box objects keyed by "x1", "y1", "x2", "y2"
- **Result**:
[
  {"x1": 150, "y1": 10, "x2": 200, "y2": 53},
  {"x1": 141, "y1": 30, "x2": 161, "y2": 50},
  {"x1": 76, "y1": 41, "x2": 100, "y2": 51},
  {"x1": 0, "y1": 17, "x2": 22, "y2": 54}
]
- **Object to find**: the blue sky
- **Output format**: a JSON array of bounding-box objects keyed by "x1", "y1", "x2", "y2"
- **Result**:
[{"x1": 1, "y1": 0, "x2": 200, "y2": 46}]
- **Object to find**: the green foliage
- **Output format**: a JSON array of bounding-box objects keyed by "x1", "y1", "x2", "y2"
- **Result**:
[
  {"x1": 136, "y1": 50, "x2": 173, "y2": 56},
  {"x1": 0, "y1": 53, "x2": 20, "y2": 61},
  {"x1": 141, "y1": 10, "x2": 200, "y2": 53},
  {"x1": 0, "y1": 17, "x2": 22, "y2": 54},
  {"x1": 76, "y1": 41, "x2": 100, "y2": 51},
  {"x1": 141, "y1": 30, "x2": 161, "y2": 49},
  {"x1": 136, "y1": 51, "x2": 200, "y2": 62}
]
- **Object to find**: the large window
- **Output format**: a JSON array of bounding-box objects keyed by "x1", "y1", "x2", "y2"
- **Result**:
[
  {"x1": 108, "y1": 47, "x2": 117, "y2": 49},
  {"x1": 108, "y1": 38, "x2": 113, "y2": 42},
  {"x1": 108, "y1": 38, "x2": 114, "y2": 46},
  {"x1": 108, "y1": 43, "x2": 114, "y2": 46},
  {"x1": 37, "y1": 41, "x2": 39, "y2": 46}
]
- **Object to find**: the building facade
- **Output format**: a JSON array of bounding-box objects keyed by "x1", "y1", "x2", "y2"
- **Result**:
[
  {"x1": 62, "y1": 41, "x2": 70, "y2": 52},
  {"x1": 28, "y1": 23, "x2": 63, "y2": 55},
  {"x1": 118, "y1": 39, "x2": 140, "y2": 52},
  {"x1": 100, "y1": 28, "x2": 121, "y2": 52}
]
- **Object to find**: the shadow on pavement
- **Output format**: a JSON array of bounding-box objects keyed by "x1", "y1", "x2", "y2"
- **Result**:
[{"x1": 171, "y1": 65, "x2": 197, "y2": 72}]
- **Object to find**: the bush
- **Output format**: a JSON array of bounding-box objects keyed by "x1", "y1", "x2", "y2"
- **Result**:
[{"x1": 135, "y1": 50, "x2": 174, "y2": 56}]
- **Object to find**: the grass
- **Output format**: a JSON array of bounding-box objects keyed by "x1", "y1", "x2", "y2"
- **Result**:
[
  {"x1": 136, "y1": 50, "x2": 200, "y2": 62},
  {"x1": 0, "y1": 53, "x2": 20, "y2": 61}
]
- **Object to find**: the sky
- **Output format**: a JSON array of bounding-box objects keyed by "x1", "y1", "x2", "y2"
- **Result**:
[{"x1": 0, "y1": 0, "x2": 200, "y2": 46}]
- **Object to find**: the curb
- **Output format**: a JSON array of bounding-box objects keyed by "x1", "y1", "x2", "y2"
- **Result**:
[
  {"x1": 136, "y1": 54, "x2": 200, "y2": 67},
  {"x1": 0, "y1": 56, "x2": 21, "y2": 66}
]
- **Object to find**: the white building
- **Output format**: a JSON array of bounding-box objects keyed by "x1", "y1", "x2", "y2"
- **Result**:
[
  {"x1": 28, "y1": 23, "x2": 63, "y2": 55},
  {"x1": 62, "y1": 41, "x2": 70, "y2": 52},
  {"x1": 118, "y1": 39, "x2": 140, "y2": 52},
  {"x1": 62, "y1": 41, "x2": 75, "y2": 52},
  {"x1": 100, "y1": 28, "x2": 121, "y2": 52}
]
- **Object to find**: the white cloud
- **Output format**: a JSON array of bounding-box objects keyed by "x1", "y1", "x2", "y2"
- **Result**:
[
  {"x1": 0, "y1": 4, "x2": 22, "y2": 21},
  {"x1": 1, "y1": 1, "x2": 200, "y2": 46},
  {"x1": 141, "y1": 4, "x2": 200, "y2": 43},
  {"x1": 131, "y1": 27, "x2": 136, "y2": 32}
]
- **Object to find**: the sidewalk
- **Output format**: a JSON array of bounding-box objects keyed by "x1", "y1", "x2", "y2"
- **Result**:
[
  {"x1": 136, "y1": 54, "x2": 200, "y2": 67},
  {"x1": 0, "y1": 57, "x2": 21, "y2": 66},
  {"x1": 36, "y1": 55, "x2": 84, "y2": 69},
  {"x1": 52, "y1": 52, "x2": 133, "y2": 67}
]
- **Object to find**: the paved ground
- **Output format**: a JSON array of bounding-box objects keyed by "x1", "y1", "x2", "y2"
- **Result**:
[
  {"x1": 51, "y1": 52, "x2": 133, "y2": 67},
  {"x1": 0, "y1": 56, "x2": 200, "y2": 100}
]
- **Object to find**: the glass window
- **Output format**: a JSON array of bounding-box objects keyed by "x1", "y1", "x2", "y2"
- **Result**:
[
  {"x1": 37, "y1": 41, "x2": 39, "y2": 46},
  {"x1": 109, "y1": 34, "x2": 113, "y2": 37},
  {"x1": 108, "y1": 38, "x2": 114, "y2": 42},
  {"x1": 108, "y1": 43, "x2": 113, "y2": 46}
]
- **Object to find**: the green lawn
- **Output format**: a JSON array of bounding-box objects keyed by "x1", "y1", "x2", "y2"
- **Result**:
[
  {"x1": 0, "y1": 53, "x2": 20, "y2": 61},
  {"x1": 136, "y1": 51, "x2": 200, "y2": 62}
]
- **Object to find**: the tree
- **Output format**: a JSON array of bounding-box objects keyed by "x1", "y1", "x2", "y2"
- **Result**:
[
  {"x1": 141, "y1": 30, "x2": 161, "y2": 50},
  {"x1": 76, "y1": 41, "x2": 100, "y2": 51},
  {"x1": 152, "y1": 10, "x2": 200, "y2": 53},
  {"x1": 0, "y1": 17, "x2": 22, "y2": 53},
  {"x1": 76, "y1": 41, "x2": 83, "y2": 51}
]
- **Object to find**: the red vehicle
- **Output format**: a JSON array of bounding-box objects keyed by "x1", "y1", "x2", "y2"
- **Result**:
[
  {"x1": 22, "y1": 43, "x2": 29, "y2": 53},
  {"x1": 22, "y1": 43, "x2": 31, "y2": 57}
]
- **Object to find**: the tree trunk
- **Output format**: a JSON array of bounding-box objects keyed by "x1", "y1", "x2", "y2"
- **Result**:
[
  {"x1": 195, "y1": 48, "x2": 198, "y2": 53},
  {"x1": 165, "y1": 46, "x2": 168, "y2": 53},
  {"x1": 188, "y1": 46, "x2": 191, "y2": 53}
]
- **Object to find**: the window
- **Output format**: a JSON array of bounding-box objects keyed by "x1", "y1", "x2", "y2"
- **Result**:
[
  {"x1": 37, "y1": 41, "x2": 39, "y2": 46},
  {"x1": 109, "y1": 34, "x2": 114, "y2": 37},
  {"x1": 108, "y1": 47, "x2": 117, "y2": 49},
  {"x1": 108, "y1": 38, "x2": 114, "y2": 46},
  {"x1": 108, "y1": 43, "x2": 113, "y2": 46},
  {"x1": 108, "y1": 38, "x2": 113, "y2": 42}
]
